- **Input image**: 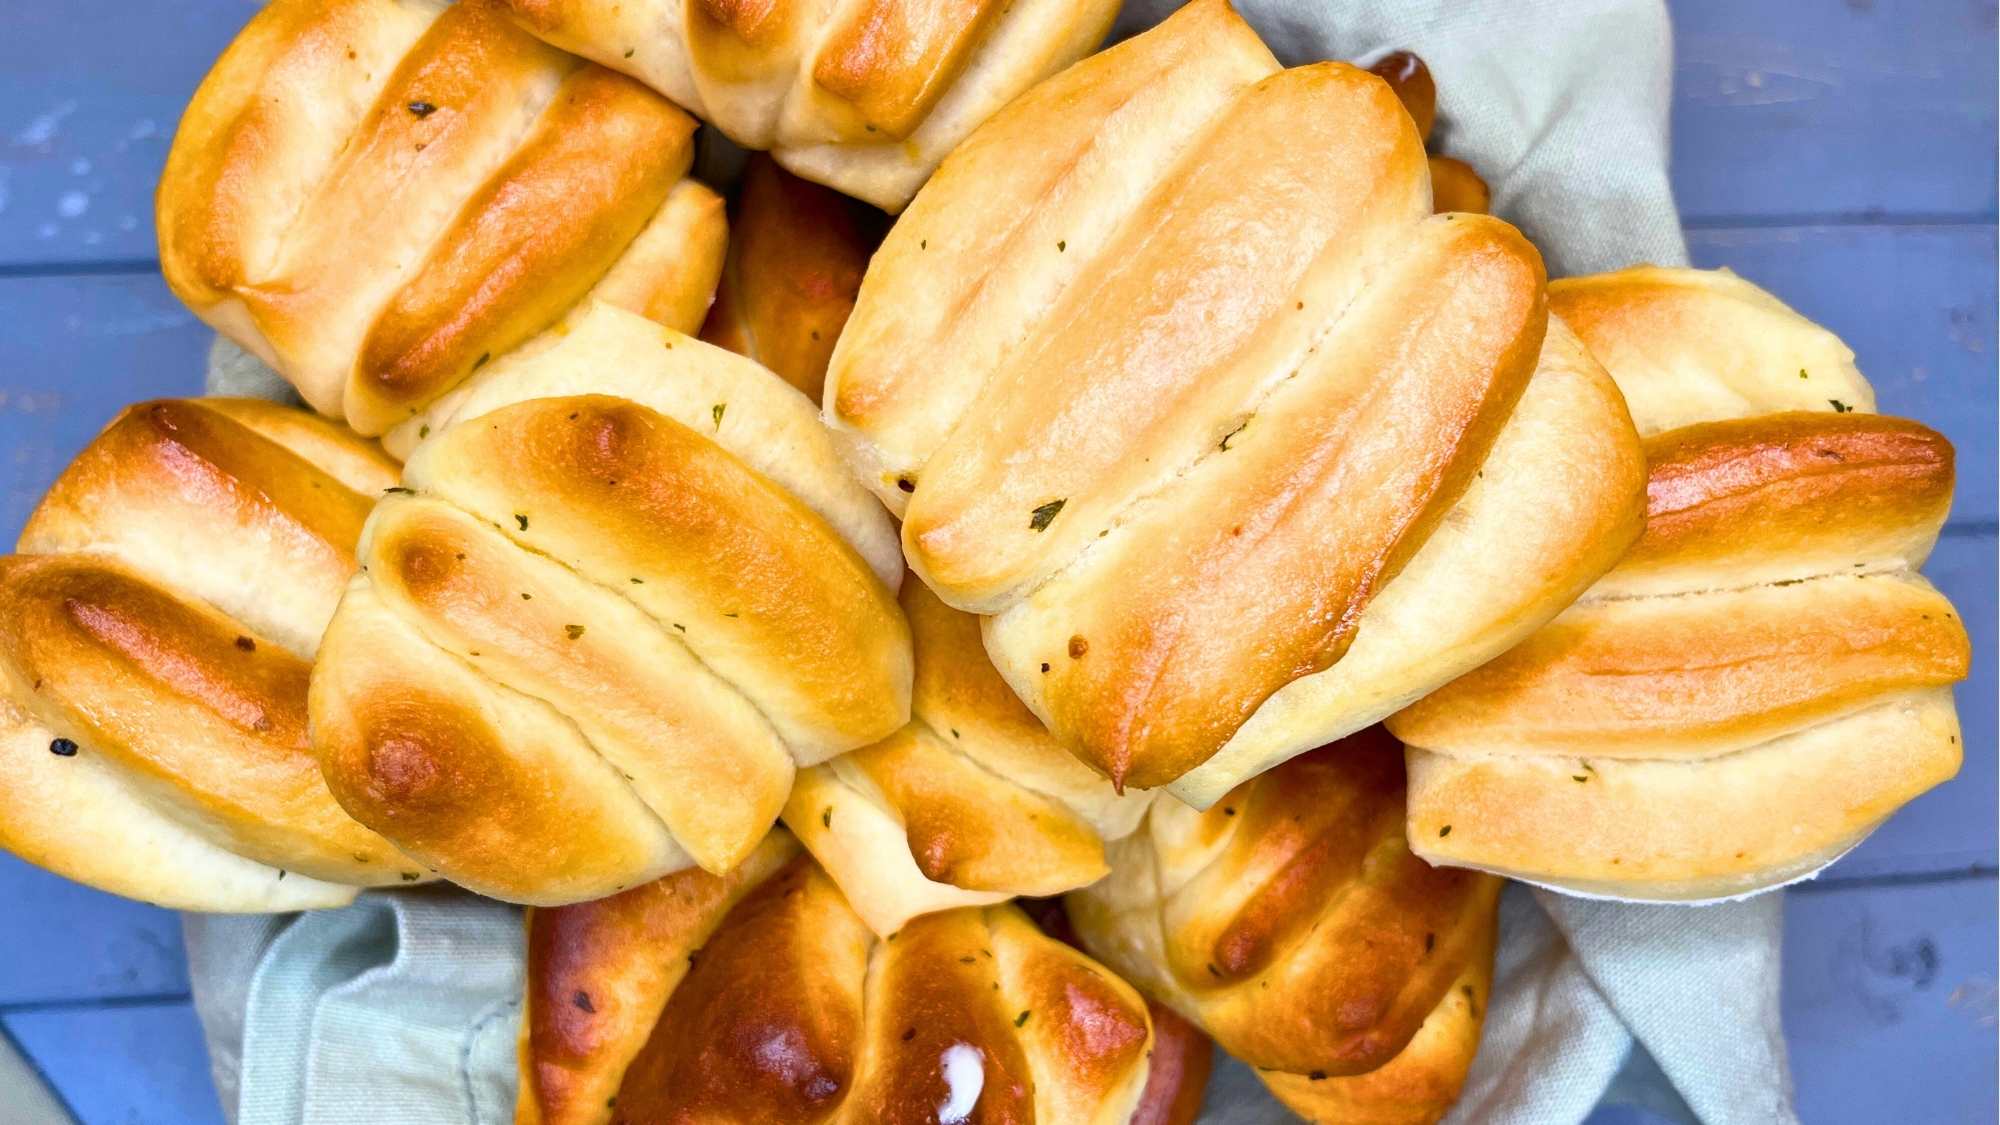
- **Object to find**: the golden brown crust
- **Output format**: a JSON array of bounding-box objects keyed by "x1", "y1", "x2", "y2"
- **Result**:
[
  {"x1": 0, "y1": 398, "x2": 416, "y2": 910},
  {"x1": 810, "y1": 0, "x2": 1007, "y2": 140},
  {"x1": 699, "y1": 155, "x2": 879, "y2": 402},
  {"x1": 1391, "y1": 573, "x2": 1969, "y2": 758},
  {"x1": 497, "y1": 0, "x2": 1119, "y2": 210},
  {"x1": 157, "y1": 0, "x2": 437, "y2": 310},
  {"x1": 1620, "y1": 412, "x2": 1954, "y2": 586},
  {"x1": 590, "y1": 179, "x2": 729, "y2": 334},
  {"x1": 157, "y1": 0, "x2": 722, "y2": 433},
  {"x1": 838, "y1": 727, "x2": 1106, "y2": 893},
  {"x1": 1547, "y1": 266, "x2": 1873, "y2": 436},
  {"x1": 826, "y1": 0, "x2": 1278, "y2": 468},
  {"x1": 778, "y1": 577, "x2": 1145, "y2": 937},
  {"x1": 1257, "y1": 940, "x2": 1491, "y2": 1125},
  {"x1": 311, "y1": 580, "x2": 693, "y2": 904},
  {"x1": 1068, "y1": 729, "x2": 1498, "y2": 1116},
  {"x1": 615, "y1": 856, "x2": 869, "y2": 1123},
  {"x1": 195, "y1": 398, "x2": 401, "y2": 496},
  {"x1": 830, "y1": 2, "x2": 1634, "y2": 795},
  {"x1": 348, "y1": 66, "x2": 697, "y2": 431},
  {"x1": 1145, "y1": 312, "x2": 1647, "y2": 809},
  {"x1": 1369, "y1": 51, "x2": 1435, "y2": 142},
  {"x1": 896, "y1": 61, "x2": 1438, "y2": 608},
  {"x1": 1015, "y1": 214, "x2": 1546, "y2": 789},
  {"x1": 1126, "y1": 1003, "x2": 1213, "y2": 1125},
  {"x1": 358, "y1": 495, "x2": 793, "y2": 875},
  {"x1": 1392, "y1": 266, "x2": 1971, "y2": 900},
  {"x1": 1429, "y1": 155, "x2": 1491, "y2": 214},
  {"x1": 314, "y1": 336, "x2": 911, "y2": 903},
  {"x1": 519, "y1": 833, "x2": 799, "y2": 1125},
  {"x1": 519, "y1": 836, "x2": 1154, "y2": 1125},
  {"x1": 26, "y1": 398, "x2": 373, "y2": 567},
  {"x1": 1405, "y1": 687, "x2": 1963, "y2": 900},
  {"x1": 413, "y1": 396, "x2": 908, "y2": 749}
]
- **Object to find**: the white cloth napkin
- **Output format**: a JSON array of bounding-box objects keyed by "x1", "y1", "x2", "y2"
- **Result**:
[{"x1": 178, "y1": 1, "x2": 1799, "y2": 1122}]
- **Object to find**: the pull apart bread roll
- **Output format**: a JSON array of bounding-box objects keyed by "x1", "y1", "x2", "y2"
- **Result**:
[
  {"x1": 308, "y1": 303, "x2": 910, "y2": 905},
  {"x1": 158, "y1": 0, "x2": 727, "y2": 440},
  {"x1": 517, "y1": 831, "x2": 1171, "y2": 1125},
  {"x1": 699, "y1": 154, "x2": 882, "y2": 402},
  {"x1": 498, "y1": 0, "x2": 1120, "y2": 212},
  {"x1": 0, "y1": 400, "x2": 423, "y2": 911},
  {"x1": 1069, "y1": 727, "x2": 1501, "y2": 1125},
  {"x1": 824, "y1": 0, "x2": 1647, "y2": 803},
  {"x1": 692, "y1": 163, "x2": 1142, "y2": 938},
  {"x1": 1391, "y1": 267, "x2": 1972, "y2": 900},
  {"x1": 785, "y1": 579, "x2": 1152, "y2": 936}
]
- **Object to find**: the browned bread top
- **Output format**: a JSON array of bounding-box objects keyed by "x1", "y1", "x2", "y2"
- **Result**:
[
  {"x1": 517, "y1": 832, "x2": 1157, "y2": 1125},
  {"x1": 1069, "y1": 728, "x2": 1499, "y2": 1124},
  {"x1": 310, "y1": 304, "x2": 911, "y2": 906},
  {"x1": 158, "y1": 0, "x2": 726, "y2": 436},
  {"x1": 1392, "y1": 267, "x2": 1970, "y2": 900},
  {"x1": 0, "y1": 399, "x2": 420, "y2": 911},
  {"x1": 499, "y1": 0, "x2": 1121, "y2": 210},
  {"x1": 699, "y1": 155, "x2": 881, "y2": 403},
  {"x1": 827, "y1": 0, "x2": 1644, "y2": 801},
  {"x1": 783, "y1": 578, "x2": 1149, "y2": 936}
]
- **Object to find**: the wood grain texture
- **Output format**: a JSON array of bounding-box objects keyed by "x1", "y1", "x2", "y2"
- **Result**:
[
  {"x1": 0, "y1": 275, "x2": 209, "y2": 543},
  {"x1": 3, "y1": 999, "x2": 225, "y2": 1124},
  {"x1": 1782, "y1": 875, "x2": 1998, "y2": 1124},
  {"x1": 1671, "y1": 0, "x2": 1997, "y2": 223}
]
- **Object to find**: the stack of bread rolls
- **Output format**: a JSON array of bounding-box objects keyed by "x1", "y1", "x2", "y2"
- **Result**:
[
  {"x1": 0, "y1": 0, "x2": 1964, "y2": 1121},
  {"x1": 1392, "y1": 268, "x2": 1970, "y2": 901}
]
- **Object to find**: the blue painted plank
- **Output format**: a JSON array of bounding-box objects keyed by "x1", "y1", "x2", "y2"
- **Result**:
[
  {"x1": 0, "y1": 273, "x2": 209, "y2": 541},
  {"x1": 0, "y1": 854, "x2": 186, "y2": 1006},
  {"x1": 1687, "y1": 223, "x2": 1998, "y2": 524},
  {"x1": 1671, "y1": 0, "x2": 1998, "y2": 223},
  {"x1": 1822, "y1": 528, "x2": 1997, "y2": 879},
  {"x1": 5, "y1": 1000, "x2": 225, "y2": 1125},
  {"x1": 0, "y1": 3, "x2": 248, "y2": 267},
  {"x1": 1784, "y1": 875, "x2": 1999, "y2": 1124}
]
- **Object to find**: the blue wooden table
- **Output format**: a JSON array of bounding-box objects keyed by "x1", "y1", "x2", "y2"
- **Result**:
[{"x1": 0, "y1": 3, "x2": 1991, "y2": 1122}]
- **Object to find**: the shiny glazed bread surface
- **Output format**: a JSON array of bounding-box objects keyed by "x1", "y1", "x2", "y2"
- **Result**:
[
  {"x1": 0, "y1": 399, "x2": 421, "y2": 910},
  {"x1": 1391, "y1": 267, "x2": 1971, "y2": 900},
  {"x1": 517, "y1": 832, "x2": 1157, "y2": 1125},
  {"x1": 500, "y1": 0, "x2": 1121, "y2": 210},
  {"x1": 310, "y1": 304, "x2": 910, "y2": 905},
  {"x1": 826, "y1": 0, "x2": 1646, "y2": 803},
  {"x1": 699, "y1": 154, "x2": 882, "y2": 403},
  {"x1": 784, "y1": 578, "x2": 1151, "y2": 936},
  {"x1": 158, "y1": 0, "x2": 727, "y2": 436},
  {"x1": 1068, "y1": 727, "x2": 1500, "y2": 1124}
]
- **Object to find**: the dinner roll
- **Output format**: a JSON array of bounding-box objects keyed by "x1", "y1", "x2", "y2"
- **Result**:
[
  {"x1": 1391, "y1": 267, "x2": 1972, "y2": 900},
  {"x1": 784, "y1": 579, "x2": 1151, "y2": 936},
  {"x1": 158, "y1": 0, "x2": 726, "y2": 437},
  {"x1": 499, "y1": 0, "x2": 1120, "y2": 211},
  {"x1": 1068, "y1": 727, "x2": 1501, "y2": 1125},
  {"x1": 517, "y1": 831, "x2": 1162, "y2": 1125},
  {"x1": 825, "y1": 0, "x2": 1647, "y2": 803},
  {"x1": 698, "y1": 155, "x2": 881, "y2": 402},
  {"x1": 309, "y1": 302, "x2": 910, "y2": 905},
  {"x1": 0, "y1": 399, "x2": 423, "y2": 911}
]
